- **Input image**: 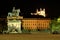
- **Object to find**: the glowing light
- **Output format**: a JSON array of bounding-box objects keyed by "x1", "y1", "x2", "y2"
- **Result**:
[{"x1": 31, "y1": 8, "x2": 46, "y2": 17}]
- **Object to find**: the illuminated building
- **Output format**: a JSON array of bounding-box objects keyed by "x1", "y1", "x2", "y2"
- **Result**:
[
  {"x1": 2, "y1": 7, "x2": 51, "y2": 33},
  {"x1": 22, "y1": 18, "x2": 51, "y2": 31}
]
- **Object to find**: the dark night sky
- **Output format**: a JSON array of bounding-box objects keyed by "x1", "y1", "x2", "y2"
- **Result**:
[{"x1": 0, "y1": 0, "x2": 60, "y2": 18}]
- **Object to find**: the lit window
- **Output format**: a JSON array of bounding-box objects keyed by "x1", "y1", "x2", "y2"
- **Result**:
[{"x1": 33, "y1": 24, "x2": 34, "y2": 25}]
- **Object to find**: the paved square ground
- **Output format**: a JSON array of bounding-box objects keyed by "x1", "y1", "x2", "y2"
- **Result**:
[{"x1": 0, "y1": 33, "x2": 60, "y2": 40}]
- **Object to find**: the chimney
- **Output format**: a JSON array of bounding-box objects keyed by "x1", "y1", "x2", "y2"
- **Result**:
[
  {"x1": 40, "y1": 8, "x2": 42, "y2": 11},
  {"x1": 36, "y1": 9, "x2": 38, "y2": 13},
  {"x1": 43, "y1": 8, "x2": 45, "y2": 11}
]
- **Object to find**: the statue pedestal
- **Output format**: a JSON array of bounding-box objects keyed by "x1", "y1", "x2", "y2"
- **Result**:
[
  {"x1": 7, "y1": 20, "x2": 22, "y2": 33},
  {"x1": 7, "y1": 16, "x2": 23, "y2": 33}
]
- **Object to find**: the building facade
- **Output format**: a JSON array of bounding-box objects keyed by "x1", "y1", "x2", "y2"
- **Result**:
[
  {"x1": 22, "y1": 18, "x2": 51, "y2": 31},
  {"x1": 0, "y1": 7, "x2": 51, "y2": 33}
]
